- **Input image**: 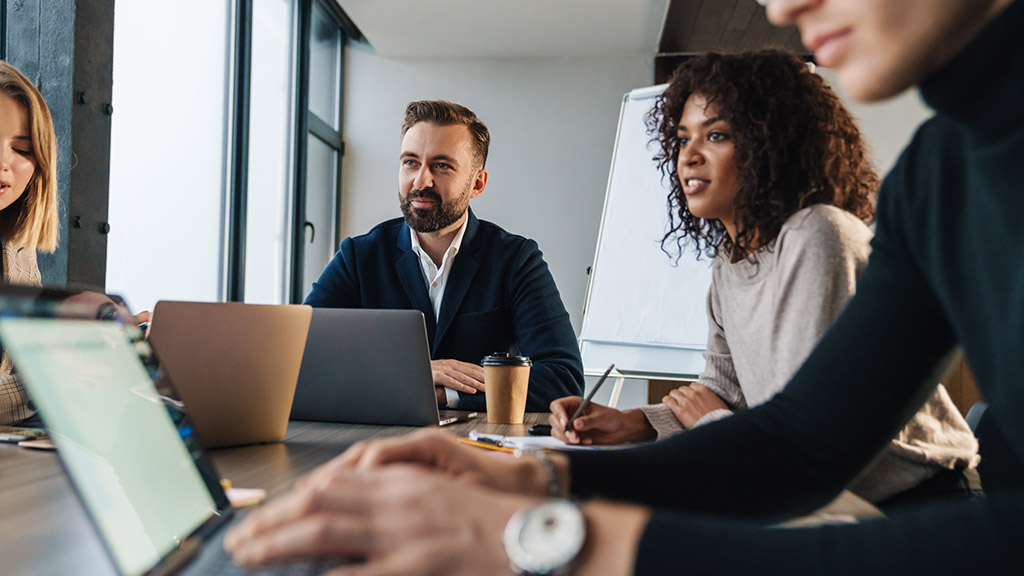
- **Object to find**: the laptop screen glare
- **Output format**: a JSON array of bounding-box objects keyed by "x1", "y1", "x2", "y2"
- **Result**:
[{"x1": 0, "y1": 318, "x2": 218, "y2": 576}]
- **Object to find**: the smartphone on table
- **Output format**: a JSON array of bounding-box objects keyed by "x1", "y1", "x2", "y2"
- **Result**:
[{"x1": 528, "y1": 424, "x2": 552, "y2": 436}]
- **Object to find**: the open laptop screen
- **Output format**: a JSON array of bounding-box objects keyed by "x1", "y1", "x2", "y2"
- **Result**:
[{"x1": 0, "y1": 317, "x2": 224, "y2": 576}]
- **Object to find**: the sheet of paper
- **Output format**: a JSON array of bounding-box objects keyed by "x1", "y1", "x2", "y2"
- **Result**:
[{"x1": 468, "y1": 431, "x2": 632, "y2": 451}]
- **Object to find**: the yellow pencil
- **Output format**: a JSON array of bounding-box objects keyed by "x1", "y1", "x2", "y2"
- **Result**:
[{"x1": 457, "y1": 437, "x2": 517, "y2": 453}]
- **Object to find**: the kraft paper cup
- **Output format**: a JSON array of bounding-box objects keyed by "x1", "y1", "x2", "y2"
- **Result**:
[{"x1": 481, "y1": 353, "x2": 532, "y2": 424}]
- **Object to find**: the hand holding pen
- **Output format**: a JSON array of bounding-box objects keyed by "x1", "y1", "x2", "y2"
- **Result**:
[
  {"x1": 549, "y1": 365, "x2": 658, "y2": 445},
  {"x1": 564, "y1": 364, "x2": 615, "y2": 433}
]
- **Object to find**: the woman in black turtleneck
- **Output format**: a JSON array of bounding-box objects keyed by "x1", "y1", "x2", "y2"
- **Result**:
[{"x1": 224, "y1": 1, "x2": 1024, "y2": 574}]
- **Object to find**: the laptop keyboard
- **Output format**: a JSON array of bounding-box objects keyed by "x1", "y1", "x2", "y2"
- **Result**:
[
  {"x1": 200, "y1": 553, "x2": 346, "y2": 575},
  {"x1": 184, "y1": 518, "x2": 354, "y2": 576}
]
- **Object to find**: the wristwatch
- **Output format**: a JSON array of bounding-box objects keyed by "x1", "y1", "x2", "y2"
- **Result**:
[{"x1": 503, "y1": 499, "x2": 586, "y2": 575}]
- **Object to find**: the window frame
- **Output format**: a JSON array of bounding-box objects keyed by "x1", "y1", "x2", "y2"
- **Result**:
[{"x1": 287, "y1": 0, "x2": 356, "y2": 304}]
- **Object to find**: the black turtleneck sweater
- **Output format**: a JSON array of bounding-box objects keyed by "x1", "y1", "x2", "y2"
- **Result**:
[{"x1": 568, "y1": 1, "x2": 1024, "y2": 573}]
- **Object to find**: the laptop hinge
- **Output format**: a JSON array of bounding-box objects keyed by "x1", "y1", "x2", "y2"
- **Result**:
[{"x1": 151, "y1": 537, "x2": 201, "y2": 576}]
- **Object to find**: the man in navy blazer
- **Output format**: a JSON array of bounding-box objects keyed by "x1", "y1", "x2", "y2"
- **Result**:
[{"x1": 304, "y1": 100, "x2": 584, "y2": 412}]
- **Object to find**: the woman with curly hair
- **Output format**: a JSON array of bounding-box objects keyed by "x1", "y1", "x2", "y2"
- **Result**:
[{"x1": 547, "y1": 50, "x2": 978, "y2": 507}]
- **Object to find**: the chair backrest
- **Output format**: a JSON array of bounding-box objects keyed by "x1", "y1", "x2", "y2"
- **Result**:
[
  {"x1": 970, "y1": 402, "x2": 1024, "y2": 493},
  {"x1": 965, "y1": 401, "x2": 989, "y2": 432}
]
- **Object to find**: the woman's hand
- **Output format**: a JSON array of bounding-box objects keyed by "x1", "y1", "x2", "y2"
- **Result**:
[
  {"x1": 133, "y1": 309, "x2": 151, "y2": 326},
  {"x1": 663, "y1": 383, "x2": 729, "y2": 428},
  {"x1": 225, "y1": 465, "x2": 523, "y2": 574},
  {"x1": 549, "y1": 397, "x2": 656, "y2": 446},
  {"x1": 60, "y1": 291, "x2": 149, "y2": 327},
  {"x1": 309, "y1": 428, "x2": 559, "y2": 497},
  {"x1": 224, "y1": 465, "x2": 651, "y2": 576}
]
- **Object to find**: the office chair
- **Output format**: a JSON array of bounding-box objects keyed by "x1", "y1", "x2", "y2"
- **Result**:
[{"x1": 967, "y1": 401, "x2": 1024, "y2": 494}]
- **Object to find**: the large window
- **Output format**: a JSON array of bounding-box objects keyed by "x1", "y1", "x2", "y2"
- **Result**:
[
  {"x1": 106, "y1": 1, "x2": 233, "y2": 312},
  {"x1": 243, "y1": 0, "x2": 298, "y2": 304},
  {"x1": 106, "y1": 0, "x2": 353, "y2": 310}
]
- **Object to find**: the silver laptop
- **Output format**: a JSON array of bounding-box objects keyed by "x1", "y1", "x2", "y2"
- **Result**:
[
  {"x1": 0, "y1": 305, "x2": 336, "y2": 575},
  {"x1": 290, "y1": 308, "x2": 475, "y2": 426}
]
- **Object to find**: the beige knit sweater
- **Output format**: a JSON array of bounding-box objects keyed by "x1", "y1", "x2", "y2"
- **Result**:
[
  {"x1": 1, "y1": 242, "x2": 42, "y2": 424},
  {"x1": 640, "y1": 205, "x2": 979, "y2": 503}
]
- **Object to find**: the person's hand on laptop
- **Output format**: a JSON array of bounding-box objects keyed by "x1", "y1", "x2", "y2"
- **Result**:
[
  {"x1": 303, "y1": 429, "x2": 565, "y2": 497},
  {"x1": 224, "y1": 462, "x2": 649, "y2": 575},
  {"x1": 549, "y1": 397, "x2": 656, "y2": 446},
  {"x1": 224, "y1": 464, "x2": 523, "y2": 573},
  {"x1": 59, "y1": 291, "x2": 151, "y2": 327},
  {"x1": 430, "y1": 358, "x2": 485, "y2": 396}
]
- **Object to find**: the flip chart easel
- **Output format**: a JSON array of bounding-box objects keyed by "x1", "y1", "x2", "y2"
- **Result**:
[{"x1": 579, "y1": 85, "x2": 712, "y2": 405}]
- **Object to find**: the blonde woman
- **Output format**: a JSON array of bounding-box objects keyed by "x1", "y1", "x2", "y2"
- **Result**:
[{"x1": 1, "y1": 60, "x2": 59, "y2": 425}]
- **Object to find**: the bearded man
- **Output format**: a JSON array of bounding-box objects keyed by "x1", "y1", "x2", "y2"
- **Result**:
[{"x1": 304, "y1": 100, "x2": 584, "y2": 411}]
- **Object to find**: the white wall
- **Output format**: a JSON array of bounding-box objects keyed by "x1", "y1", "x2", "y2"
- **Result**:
[
  {"x1": 340, "y1": 45, "x2": 653, "y2": 337},
  {"x1": 818, "y1": 67, "x2": 933, "y2": 176}
]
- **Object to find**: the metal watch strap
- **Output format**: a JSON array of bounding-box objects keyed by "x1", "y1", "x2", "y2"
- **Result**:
[{"x1": 516, "y1": 449, "x2": 563, "y2": 498}]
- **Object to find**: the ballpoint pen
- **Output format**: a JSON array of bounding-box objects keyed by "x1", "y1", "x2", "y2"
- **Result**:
[{"x1": 564, "y1": 364, "x2": 615, "y2": 433}]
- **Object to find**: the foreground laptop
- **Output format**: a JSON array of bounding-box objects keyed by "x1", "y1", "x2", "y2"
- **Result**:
[
  {"x1": 0, "y1": 307, "x2": 338, "y2": 575},
  {"x1": 147, "y1": 301, "x2": 312, "y2": 448},
  {"x1": 290, "y1": 308, "x2": 475, "y2": 426}
]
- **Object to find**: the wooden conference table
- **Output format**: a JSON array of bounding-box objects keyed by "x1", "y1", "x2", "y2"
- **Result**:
[{"x1": 0, "y1": 414, "x2": 548, "y2": 576}]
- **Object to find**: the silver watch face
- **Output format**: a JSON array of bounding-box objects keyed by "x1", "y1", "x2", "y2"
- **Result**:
[{"x1": 505, "y1": 500, "x2": 586, "y2": 574}]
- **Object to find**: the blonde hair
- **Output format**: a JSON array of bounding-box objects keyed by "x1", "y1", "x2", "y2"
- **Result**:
[{"x1": 0, "y1": 60, "x2": 58, "y2": 252}]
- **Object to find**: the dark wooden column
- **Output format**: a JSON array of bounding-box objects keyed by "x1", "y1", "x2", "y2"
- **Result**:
[{"x1": 65, "y1": 0, "x2": 115, "y2": 291}]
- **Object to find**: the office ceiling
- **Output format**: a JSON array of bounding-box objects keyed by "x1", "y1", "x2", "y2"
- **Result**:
[
  {"x1": 660, "y1": 0, "x2": 805, "y2": 54},
  {"x1": 332, "y1": 0, "x2": 669, "y2": 58},
  {"x1": 332, "y1": 0, "x2": 806, "y2": 59}
]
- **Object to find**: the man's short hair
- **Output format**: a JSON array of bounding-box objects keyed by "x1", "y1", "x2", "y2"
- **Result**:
[{"x1": 401, "y1": 100, "x2": 490, "y2": 169}]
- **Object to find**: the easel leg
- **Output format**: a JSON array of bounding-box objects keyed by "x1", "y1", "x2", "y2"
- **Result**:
[{"x1": 607, "y1": 377, "x2": 626, "y2": 408}]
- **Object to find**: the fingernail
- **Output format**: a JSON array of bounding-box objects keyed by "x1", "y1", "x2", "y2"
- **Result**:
[{"x1": 239, "y1": 545, "x2": 264, "y2": 566}]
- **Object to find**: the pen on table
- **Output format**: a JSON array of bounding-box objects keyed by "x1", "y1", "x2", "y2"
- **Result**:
[
  {"x1": 471, "y1": 435, "x2": 504, "y2": 448},
  {"x1": 564, "y1": 363, "x2": 615, "y2": 433},
  {"x1": 457, "y1": 437, "x2": 517, "y2": 452}
]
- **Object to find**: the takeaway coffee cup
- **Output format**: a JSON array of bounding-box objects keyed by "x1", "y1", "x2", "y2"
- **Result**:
[{"x1": 481, "y1": 352, "x2": 532, "y2": 424}]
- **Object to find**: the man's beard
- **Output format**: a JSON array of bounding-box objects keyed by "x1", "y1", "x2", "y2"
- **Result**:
[{"x1": 400, "y1": 186, "x2": 470, "y2": 233}]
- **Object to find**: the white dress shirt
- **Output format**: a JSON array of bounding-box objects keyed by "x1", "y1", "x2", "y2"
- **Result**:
[{"x1": 409, "y1": 218, "x2": 469, "y2": 407}]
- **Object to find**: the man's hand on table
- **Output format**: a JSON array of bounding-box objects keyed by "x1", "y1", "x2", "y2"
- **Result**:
[{"x1": 430, "y1": 359, "x2": 485, "y2": 398}]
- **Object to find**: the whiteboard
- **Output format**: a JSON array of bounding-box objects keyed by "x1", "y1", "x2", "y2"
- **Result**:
[{"x1": 579, "y1": 85, "x2": 712, "y2": 379}]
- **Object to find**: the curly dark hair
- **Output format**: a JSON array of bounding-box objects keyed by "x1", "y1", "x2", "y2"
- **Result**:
[{"x1": 646, "y1": 50, "x2": 878, "y2": 262}]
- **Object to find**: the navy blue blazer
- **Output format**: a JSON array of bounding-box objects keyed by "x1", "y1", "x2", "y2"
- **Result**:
[{"x1": 304, "y1": 210, "x2": 585, "y2": 411}]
